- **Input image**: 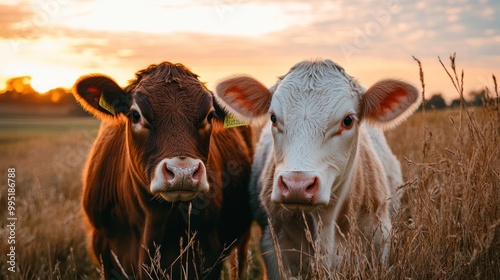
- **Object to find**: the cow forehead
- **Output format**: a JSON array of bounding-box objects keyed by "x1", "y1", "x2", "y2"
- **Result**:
[
  {"x1": 133, "y1": 82, "x2": 212, "y2": 120},
  {"x1": 271, "y1": 60, "x2": 362, "y2": 123},
  {"x1": 124, "y1": 62, "x2": 212, "y2": 120}
]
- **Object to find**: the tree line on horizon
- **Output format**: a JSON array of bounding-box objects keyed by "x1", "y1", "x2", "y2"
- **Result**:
[
  {"x1": 0, "y1": 76, "x2": 498, "y2": 116},
  {"x1": 0, "y1": 76, "x2": 88, "y2": 116},
  {"x1": 422, "y1": 90, "x2": 498, "y2": 110}
]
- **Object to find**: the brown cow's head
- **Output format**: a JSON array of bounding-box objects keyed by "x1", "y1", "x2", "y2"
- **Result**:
[{"x1": 74, "y1": 62, "x2": 226, "y2": 202}]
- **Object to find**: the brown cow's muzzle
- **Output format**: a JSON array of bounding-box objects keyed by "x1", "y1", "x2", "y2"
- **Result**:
[{"x1": 150, "y1": 157, "x2": 209, "y2": 202}]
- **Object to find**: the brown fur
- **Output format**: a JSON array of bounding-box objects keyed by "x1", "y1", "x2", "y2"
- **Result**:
[{"x1": 75, "y1": 62, "x2": 253, "y2": 279}]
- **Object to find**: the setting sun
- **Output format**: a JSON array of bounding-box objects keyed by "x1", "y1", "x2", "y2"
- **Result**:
[
  {"x1": 31, "y1": 74, "x2": 60, "y2": 94},
  {"x1": 15, "y1": 63, "x2": 79, "y2": 93}
]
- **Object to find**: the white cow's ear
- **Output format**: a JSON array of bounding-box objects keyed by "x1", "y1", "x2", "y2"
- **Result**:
[
  {"x1": 362, "y1": 79, "x2": 421, "y2": 130},
  {"x1": 215, "y1": 75, "x2": 272, "y2": 123}
]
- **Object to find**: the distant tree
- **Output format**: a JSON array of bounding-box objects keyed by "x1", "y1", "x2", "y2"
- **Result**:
[
  {"x1": 425, "y1": 94, "x2": 447, "y2": 110},
  {"x1": 450, "y1": 98, "x2": 462, "y2": 108},
  {"x1": 0, "y1": 76, "x2": 90, "y2": 116},
  {"x1": 468, "y1": 89, "x2": 493, "y2": 107},
  {"x1": 45, "y1": 87, "x2": 72, "y2": 104},
  {"x1": 5, "y1": 76, "x2": 37, "y2": 95}
]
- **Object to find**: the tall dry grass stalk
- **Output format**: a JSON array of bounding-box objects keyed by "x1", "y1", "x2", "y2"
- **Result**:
[
  {"x1": 387, "y1": 55, "x2": 500, "y2": 279},
  {"x1": 0, "y1": 131, "x2": 99, "y2": 279}
]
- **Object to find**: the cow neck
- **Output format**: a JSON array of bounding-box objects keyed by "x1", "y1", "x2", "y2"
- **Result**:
[
  {"x1": 126, "y1": 157, "x2": 149, "y2": 197},
  {"x1": 268, "y1": 203, "x2": 337, "y2": 276},
  {"x1": 299, "y1": 131, "x2": 361, "y2": 260},
  {"x1": 330, "y1": 131, "x2": 367, "y2": 248},
  {"x1": 281, "y1": 139, "x2": 361, "y2": 273},
  {"x1": 329, "y1": 129, "x2": 361, "y2": 220},
  {"x1": 95, "y1": 123, "x2": 145, "y2": 222},
  {"x1": 120, "y1": 123, "x2": 153, "y2": 203}
]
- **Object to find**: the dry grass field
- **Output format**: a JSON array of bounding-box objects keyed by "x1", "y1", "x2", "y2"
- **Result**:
[{"x1": 0, "y1": 60, "x2": 499, "y2": 279}]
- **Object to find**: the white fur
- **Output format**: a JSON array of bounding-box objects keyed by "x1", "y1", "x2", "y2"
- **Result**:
[
  {"x1": 216, "y1": 59, "x2": 421, "y2": 278},
  {"x1": 363, "y1": 124, "x2": 404, "y2": 213},
  {"x1": 268, "y1": 61, "x2": 360, "y2": 206}
]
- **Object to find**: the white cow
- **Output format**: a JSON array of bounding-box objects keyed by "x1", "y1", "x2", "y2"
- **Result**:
[{"x1": 216, "y1": 59, "x2": 420, "y2": 279}]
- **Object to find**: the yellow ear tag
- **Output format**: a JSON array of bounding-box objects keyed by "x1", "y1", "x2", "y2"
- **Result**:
[
  {"x1": 99, "y1": 94, "x2": 116, "y2": 115},
  {"x1": 224, "y1": 114, "x2": 246, "y2": 128}
]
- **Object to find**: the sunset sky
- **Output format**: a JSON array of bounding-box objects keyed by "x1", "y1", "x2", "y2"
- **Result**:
[{"x1": 1, "y1": 0, "x2": 499, "y2": 102}]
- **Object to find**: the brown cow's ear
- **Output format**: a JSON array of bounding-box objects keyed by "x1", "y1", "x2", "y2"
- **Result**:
[
  {"x1": 215, "y1": 75, "x2": 272, "y2": 123},
  {"x1": 73, "y1": 75, "x2": 130, "y2": 120}
]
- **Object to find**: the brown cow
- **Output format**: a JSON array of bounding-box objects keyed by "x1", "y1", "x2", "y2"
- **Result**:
[{"x1": 73, "y1": 62, "x2": 253, "y2": 279}]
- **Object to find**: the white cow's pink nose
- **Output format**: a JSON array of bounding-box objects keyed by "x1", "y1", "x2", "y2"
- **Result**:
[{"x1": 278, "y1": 171, "x2": 319, "y2": 205}]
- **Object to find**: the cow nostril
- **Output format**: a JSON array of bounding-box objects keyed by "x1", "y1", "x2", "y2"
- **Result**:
[
  {"x1": 192, "y1": 163, "x2": 201, "y2": 181},
  {"x1": 278, "y1": 176, "x2": 289, "y2": 191},
  {"x1": 306, "y1": 177, "x2": 318, "y2": 194},
  {"x1": 165, "y1": 164, "x2": 175, "y2": 181}
]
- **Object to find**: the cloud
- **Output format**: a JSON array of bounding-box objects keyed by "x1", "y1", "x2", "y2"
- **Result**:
[
  {"x1": 446, "y1": 24, "x2": 466, "y2": 33},
  {"x1": 0, "y1": 0, "x2": 499, "y2": 97},
  {"x1": 2, "y1": 0, "x2": 497, "y2": 64},
  {"x1": 484, "y1": 29, "x2": 496, "y2": 36},
  {"x1": 480, "y1": 6, "x2": 495, "y2": 19},
  {"x1": 0, "y1": 3, "x2": 36, "y2": 38}
]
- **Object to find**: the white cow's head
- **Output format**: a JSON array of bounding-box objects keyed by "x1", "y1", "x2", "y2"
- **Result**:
[{"x1": 216, "y1": 60, "x2": 420, "y2": 211}]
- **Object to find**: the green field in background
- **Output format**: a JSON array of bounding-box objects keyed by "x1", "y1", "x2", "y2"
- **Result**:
[{"x1": 0, "y1": 117, "x2": 100, "y2": 145}]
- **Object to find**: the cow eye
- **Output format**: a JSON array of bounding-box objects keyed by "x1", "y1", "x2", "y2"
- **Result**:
[
  {"x1": 342, "y1": 115, "x2": 353, "y2": 128},
  {"x1": 206, "y1": 111, "x2": 215, "y2": 124},
  {"x1": 131, "y1": 110, "x2": 141, "y2": 123},
  {"x1": 270, "y1": 114, "x2": 277, "y2": 124}
]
